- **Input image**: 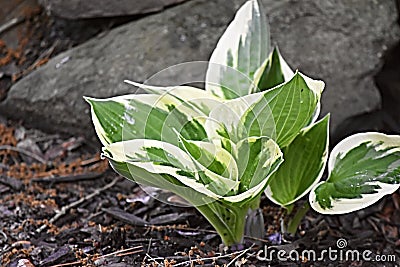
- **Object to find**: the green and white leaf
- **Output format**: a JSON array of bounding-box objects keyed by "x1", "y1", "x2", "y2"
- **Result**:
[
  {"x1": 266, "y1": 115, "x2": 329, "y2": 206},
  {"x1": 107, "y1": 154, "x2": 253, "y2": 245},
  {"x1": 85, "y1": 93, "x2": 209, "y2": 147},
  {"x1": 179, "y1": 137, "x2": 239, "y2": 183},
  {"x1": 252, "y1": 48, "x2": 323, "y2": 125},
  {"x1": 235, "y1": 137, "x2": 283, "y2": 192},
  {"x1": 309, "y1": 132, "x2": 400, "y2": 214},
  {"x1": 224, "y1": 137, "x2": 283, "y2": 204},
  {"x1": 205, "y1": 0, "x2": 270, "y2": 99},
  {"x1": 252, "y1": 47, "x2": 294, "y2": 92},
  {"x1": 124, "y1": 81, "x2": 221, "y2": 115},
  {"x1": 204, "y1": 93, "x2": 268, "y2": 142},
  {"x1": 241, "y1": 72, "x2": 322, "y2": 147},
  {"x1": 103, "y1": 139, "x2": 239, "y2": 199},
  {"x1": 103, "y1": 136, "x2": 283, "y2": 205},
  {"x1": 204, "y1": 72, "x2": 323, "y2": 145},
  {"x1": 106, "y1": 157, "x2": 216, "y2": 207}
]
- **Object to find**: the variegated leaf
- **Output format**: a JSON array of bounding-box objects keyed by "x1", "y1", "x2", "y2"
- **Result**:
[
  {"x1": 103, "y1": 139, "x2": 239, "y2": 198},
  {"x1": 124, "y1": 81, "x2": 221, "y2": 115},
  {"x1": 266, "y1": 115, "x2": 329, "y2": 206},
  {"x1": 235, "y1": 137, "x2": 283, "y2": 194},
  {"x1": 252, "y1": 47, "x2": 294, "y2": 92},
  {"x1": 107, "y1": 156, "x2": 216, "y2": 207},
  {"x1": 85, "y1": 93, "x2": 208, "y2": 147},
  {"x1": 221, "y1": 137, "x2": 283, "y2": 204},
  {"x1": 253, "y1": 50, "x2": 323, "y2": 125},
  {"x1": 104, "y1": 136, "x2": 283, "y2": 205},
  {"x1": 205, "y1": 0, "x2": 270, "y2": 99},
  {"x1": 241, "y1": 72, "x2": 323, "y2": 147},
  {"x1": 309, "y1": 133, "x2": 400, "y2": 214},
  {"x1": 204, "y1": 93, "x2": 267, "y2": 142}
]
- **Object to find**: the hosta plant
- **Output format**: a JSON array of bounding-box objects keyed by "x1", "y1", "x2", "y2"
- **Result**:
[{"x1": 86, "y1": 0, "x2": 400, "y2": 246}]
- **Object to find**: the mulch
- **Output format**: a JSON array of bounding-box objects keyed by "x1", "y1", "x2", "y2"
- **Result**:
[{"x1": 0, "y1": 1, "x2": 399, "y2": 266}]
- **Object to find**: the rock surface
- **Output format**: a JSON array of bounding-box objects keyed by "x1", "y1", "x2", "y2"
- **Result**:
[
  {"x1": 39, "y1": 0, "x2": 188, "y2": 19},
  {"x1": 1, "y1": 0, "x2": 399, "y2": 141}
]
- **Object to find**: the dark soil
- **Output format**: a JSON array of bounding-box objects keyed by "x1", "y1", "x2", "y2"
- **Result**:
[{"x1": 0, "y1": 1, "x2": 400, "y2": 266}]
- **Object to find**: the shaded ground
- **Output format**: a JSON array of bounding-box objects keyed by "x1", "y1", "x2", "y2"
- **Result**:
[{"x1": 0, "y1": 1, "x2": 400, "y2": 266}]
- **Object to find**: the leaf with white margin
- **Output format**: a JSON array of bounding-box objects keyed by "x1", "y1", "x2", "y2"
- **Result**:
[
  {"x1": 103, "y1": 139, "x2": 238, "y2": 197},
  {"x1": 107, "y1": 155, "x2": 259, "y2": 245},
  {"x1": 235, "y1": 136, "x2": 284, "y2": 193},
  {"x1": 252, "y1": 47, "x2": 294, "y2": 92},
  {"x1": 124, "y1": 80, "x2": 221, "y2": 115},
  {"x1": 204, "y1": 93, "x2": 268, "y2": 142},
  {"x1": 242, "y1": 72, "x2": 322, "y2": 147},
  {"x1": 302, "y1": 74, "x2": 324, "y2": 125},
  {"x1": 205, "y1": 0, "x2": 270, "y2": 99},
  {"x1": 252, "y1": 48, "x2": 322, "y2": 126},
  {"x1": 253, "y1": 50, "x2": 323, "y2": 125},
  {"x1": 266, "y1": 115, "x2": 329, "y2": 206},
  {"x1": 179, "y1": 137, "x2": 239, "y2": 183},
  {"x1": 106, "y1": 156, "x2": 217, "y2": 207},
  {"x1": 224, "y1": 137, "x2": 283, "y2": 204},
  {"x1": 85, "y1": 94, "x2": 207, "y2": 147},
  {"x1": 309, "y1": 132, "x2": 400, "y2": 214},
  {"x1": 104, "y1": 136, "x2": 283, "y2": 204}
]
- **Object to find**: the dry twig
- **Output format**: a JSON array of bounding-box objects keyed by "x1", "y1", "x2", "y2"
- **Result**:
[
  {"x1": 0, "y1": 145, "x2": 47, "y2": 164},
  {"x1": 172, "y1": 245, "x2": 255, "y2": 267},
  {"x1": 37, "y1": 176, "x2": 122, "y2": 233},
  {"x1": 0, "y1": 17, "x2": 24, "y2": 35},
  {"x1": 31, "y1": 172, "x2": 104, "y2": 183}
]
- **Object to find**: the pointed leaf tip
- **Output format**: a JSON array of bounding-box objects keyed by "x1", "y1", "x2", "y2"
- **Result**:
[
  {"x1": 124, "y1": 80, "x2": 143, "y2": 87},
  {"x1": 83, "y1": 96, "x2": 94, "y2": 104},
  {"x1": 205, "y1": 0, "x2": 270, "y2": 99}
]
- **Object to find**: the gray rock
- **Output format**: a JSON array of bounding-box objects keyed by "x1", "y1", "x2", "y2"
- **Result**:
[
  {"x1": 1, "y1": 0, "x2": 399, "y2": 142},
  {"x1": 39, "y1": 0, "x2": 189, "y2": 19},
  {"x1": 0, "y1": 0, "x2": 243, "y2": 142},
  {"x1": 266, "y1": 0, "x2": 399, "y2": 135}
]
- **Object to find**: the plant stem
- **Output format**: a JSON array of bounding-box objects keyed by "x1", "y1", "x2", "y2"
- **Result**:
[
  {"x1": 196, "y1": 201, "x2": 251, "y2": 246},
  {"x1": 248, "y1": 195, "x2": 261, "y2": 210},
  {"x1": 285, "y1": 203, "x2": 294, "y2": 215},
  {"x1": 286, "y1": 202, "x2": 310, "y2": 235}
]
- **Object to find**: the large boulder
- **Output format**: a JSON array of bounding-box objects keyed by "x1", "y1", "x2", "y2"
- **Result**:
[
  {"x1": 39, "y1": 0, "x2": 189, "y2": 19},
  {"x1": 1, "y1": 0, "x2": 399, "y2": 142}
]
